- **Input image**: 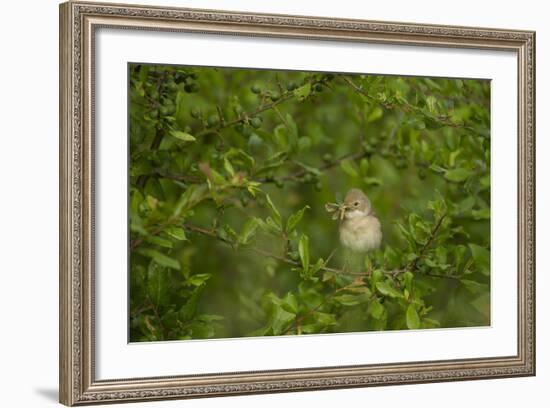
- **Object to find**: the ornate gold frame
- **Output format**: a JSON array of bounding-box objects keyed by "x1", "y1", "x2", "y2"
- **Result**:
[{"x1": 59, "y1": 1, "x2": 536, "y2": 405}]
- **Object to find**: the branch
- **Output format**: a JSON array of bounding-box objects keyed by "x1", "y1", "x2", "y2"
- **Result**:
[
  {"x1": 146, "y1": 296, "x2": 168, "y2": 340},
  {"x1": 134, "y1": 76, "x2": 298, "y2": 187},
  {"x1": 193, "y1": 93, "x2": 295, "y2": 139},
  {"x1": 130, "y1": 222, "x2": 170, "y2": 251},
  {"x1": 259, "y1": 150, "x2": 368, "y2": 183},
  {"x1": 142, "y1": 96, "x2": 422, "y2": 188},
  {"x1": 341, "y1": 75, "x2": 391, "y2": 108},
  {"x1": 133, "y1": 212, "x2": 451, "y2": 281},
  {"x1": 136, "y1": 71, "x2": 168, "y2": 189},
  {"x1": 383, "y1": 212, "x2": 448, "y2": 280},
  {"x1": 193, "y1": 75, "x2": 339, "y2": 141},
  {"x1": 424, "y1": 271, "x2": 461, "y2": 281},
  {"x1": 280, "y1": 214, "x2": 452, "y2": 335},
  {"x1": 341, "y1": 76, "x2": 481, "y2": 135},
  {"x1": 149, "y1": 150, "x2": 369, "y2": 186},
  {"x1": 181, "y1": 223, "x2": 367, "y2": 277},
  {"x1": 132, "y1": 210, "x2": 450, "y2": 290},
  {"x1": 407, "y1": 213, "x2": 447, "y2": 272},
  {"x1": 149, "y1": 170, "x2": 204, "y2": 184}
]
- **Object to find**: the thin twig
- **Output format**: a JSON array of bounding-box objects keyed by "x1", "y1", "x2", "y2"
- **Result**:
[
  {"x1": 193, "y1": 92, "x2": 295, "y2": 139},
  {"x1": 150, "y1": 171, "x2": 204, "y2": 184},
  {"x1": 150, "y1": 150, "x2": 370, "y2": 186},
  {"x1": 147, "y1": 297, "x2": 168, "y2": 340},
  {"x1": 181, "y1": 223, "x2": 366, "y2": 277},
  {"x1": 263, "y1": 150, "x2": 368, "y2": 183},
  {"x1": 136, "y1": 71, "x2": 168, "y2": 189},
  {"x1": 407, "y1": 213, "x2": 447, "y2": 272},
  {"x1": 324, "y1": 248, "x2": 338, "y2": 268},
  {"x1": 341, "y1": 75, "x2": 480, "y2": 135},
  {"x1": 283, "y1": 281, "x2": 364, "y2": 335},
  {"x1": 424, "y1": 272, "x2": 461, "y2": 280}
]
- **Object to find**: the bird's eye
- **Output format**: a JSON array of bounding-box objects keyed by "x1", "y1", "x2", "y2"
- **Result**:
[{"x1": 353, "y1": 201, "x2": 360, "y2": 207}]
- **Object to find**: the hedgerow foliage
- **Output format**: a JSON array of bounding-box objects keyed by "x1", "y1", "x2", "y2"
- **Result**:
[{"x1": 128, "y1": 63, "x2": 490, "y2": 341}]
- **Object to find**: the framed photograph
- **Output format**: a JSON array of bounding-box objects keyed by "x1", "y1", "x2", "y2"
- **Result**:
[{"x1": 59, "y1": 1, "x2": 536, "y2": 405}]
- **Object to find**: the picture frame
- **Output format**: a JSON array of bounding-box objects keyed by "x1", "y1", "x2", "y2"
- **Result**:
[{"x1": 59, "y1": 1, "x2": 536, "y2": 405}]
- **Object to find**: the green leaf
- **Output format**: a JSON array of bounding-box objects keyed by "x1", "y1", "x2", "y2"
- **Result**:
[
  {"x1": 198, "y1": 314, "x2": 225, "y2": 323},
  {"x1": 179, "y1": 286, "x2": 204, "y2": 320},
  {"x1": 223, "y1": 157, "x2": 235, "y2": 176},
  {"x1": 137, "y1": 248, "x2": 180, "y2": 270},
  {"x1": 422, "y1": 318, "x2": 441, "y2": 328},
  {"x1": 429, "y1": 164, "x2": 447, "y2": 173},
  {"x1": 172, "y1": 184, "x2": 208, "y2": 217},
  {"x1": 368, "y1": 299, "x2": 385, "y2": 319},
  {"x1": 169, "y1": 130, "x2": 196, "y2": 142},
  {"x1": 273, "y1": 124, "x2": 289, "y2": 149},
  {"x1": 146, "y1": 261, "x2": 169, "y2": 307},
  {"x1": 480, "y1": 175, "x2": 491, "y2": 189},
  {"x1": 294, "y1": 83, "x2": 311, "y2": 101},
  {"x1": 403, "y1": 271, "x2": 414, "y2": 292},
  {"x1": 130, "y1": 218, "x2": 148, "y2": 236},
  {"x1": 363, "y1": 177, "x2": 383, "y2": 186},
  {"x1": 145, "y1": 235, "x2": 173, "y2": 249},
  {"x1": 282, "y1": 292, "x2": 298, "y2": 314},
  {"x1": 468, "y1": 243, "x2": 490, "y2": 275},
  {"x1": 449, "y1": 149, "x2": 462, "y2": 167},
  {"x1": 187, "y1": 273, "x2": 212, "y2": 286},
  {"x1": 471, "y1": 208, "x2": 490, "y2": 220},
  {"x1": 375, "y1": 281, "x2": 403, "y2": 298},
  {"x1": 334, "y1": 294, "x2": 361, "y2": 306},
  {"x1": 246, "y1": 180, "x2": 262, "y2": 197},
  {"x1": 298, "y1": 234, "x2": 310, "y2": 274},
  {"x1": 425, "y1": 95, "x2": 438, "y2": 113},
  {"x1": 427, "y1": 194, "x2": 448, "y2": 219},
  {"x1": 219, "y1": 224, "x2": 238, "y2": 243},
  {"x1": 189, "y1": 322, "x2": 216, "y2": 339},
  {"x1": 423, "y1": 77, "x2": 443, "y2": 91},
  {"x1": 146, "y1": 195, "x2": 158, "y2": 210},
  {"x1": 238, "y1": 218, "x2": 260, "y2": 245},
  {"x1": 265, "y1": 216, "x2": 283, "y2": 234},
  {"x1": 309, "y1": 258, "x2": 325, "y2": 276},
  {"x1": 293, "y1": 160, "x2": 322, "y2": 176},
  {"x1": 225, "y1": 147, "x2": 255, "y2": 169},
  {"x1": 264, "y1": 194, "x2": 282, "y2": 229},
  {"x1": 406, "y1": 304, "x2": 421, "y2": 329},
  {"x1": 271, "y1": 306, "x2": 295, "y2": 335},
  {"x1": 444, "y1": 168, "x2": 474, "y2": 183},
  {"x1": 255, "y1": 217, "x2": 281, "y2": 235},
  {"x1": 455, "y1": 196, "x2": 476, "y2": 214},
  {"x1": 395, "y1": 222, "x2": 413, "y2": 244},
  {"x1": 285, "y1": 113, "x2": 299, "y2": 138},
  {"x1": 370, "y1": 269, "x2": 384, "y2": 290},
  {"x1": 165, "y1": 226, "x2": 187, "y2": 241},
  {"x1": 313, "y1": 312, "x2": 337, "y2": 327},
  {"x1": 340, "y1": 159, "x2": 359, "y2": 178},
  {"x1": 286, "y1": 205, "x2": 310, "y2": 233},
  {"x1": 366, "y1": 106, "x2": 383, "y2": 122}
]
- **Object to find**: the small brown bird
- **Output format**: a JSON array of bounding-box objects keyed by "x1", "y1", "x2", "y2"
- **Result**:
[{"x1": 338, "y1": 188, "x2": 382, "y2": 253}]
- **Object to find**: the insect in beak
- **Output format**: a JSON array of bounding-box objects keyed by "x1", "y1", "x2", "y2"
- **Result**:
[{"x1": 325, "y1": 202, "x2": 348, "y2": 220}]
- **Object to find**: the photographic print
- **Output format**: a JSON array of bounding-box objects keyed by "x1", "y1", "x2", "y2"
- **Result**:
[
  {"x1": 60, "y1": 3, "x2": 535, "y2": 404},
  {"x1": 128, "y1": 64, "x2": 491, "y2": 342}
]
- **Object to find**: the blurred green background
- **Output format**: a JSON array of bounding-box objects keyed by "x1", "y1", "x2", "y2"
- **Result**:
[{"x1": 128, "y1": 64, "x2": 491, "y2": 342}]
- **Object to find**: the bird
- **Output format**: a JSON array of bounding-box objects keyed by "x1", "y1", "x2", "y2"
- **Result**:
[{"x1": 338, "y1": 188, "x2": 382, "y2": 254}]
